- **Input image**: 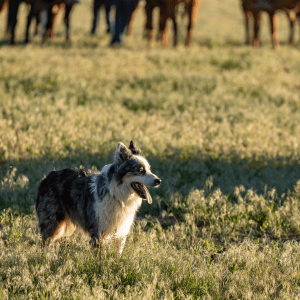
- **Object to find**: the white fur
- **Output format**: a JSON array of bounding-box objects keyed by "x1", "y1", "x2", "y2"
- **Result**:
[
  {"x1": 89, "y1": 172, "x2": 101, "y2": 201},
  {"x1": 101, "y1": 164, "x2": 112, "y2": 173},
  {"x1": 90, "y1": 166, "x2": 144, "y2": 254}
]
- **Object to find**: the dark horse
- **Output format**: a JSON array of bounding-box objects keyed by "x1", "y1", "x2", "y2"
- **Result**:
[
  {"x1": 241, "y1": 0, "x2": 300, "y2": 48},
  {"x1": 91, "y1": 0, "x2": 114, "y2": 35},
  {"x1": 6, "y1": 0, "x2": 78, "y2": 45}
]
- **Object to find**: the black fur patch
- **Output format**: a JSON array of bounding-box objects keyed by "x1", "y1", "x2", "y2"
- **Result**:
[
  {"x1": 115, "y1": 159, "x2": 143, "y2": 185},
  {"x1": 129, "y1": 140, "x2": 144, "y2": 156},
  {"x1": 96, "y1": 174, "x2": 109, "y2": 200},
  {"x1": 107, "y1": 165, "x2": 115, "y2": 183},
  {"x1": 36, "y1": 168, "x2": 97, "y2": 237}
]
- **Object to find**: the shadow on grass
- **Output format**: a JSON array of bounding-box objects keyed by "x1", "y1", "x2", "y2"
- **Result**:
[
  {"x1": 0, "y1": 37, "x2": 101, "y2": 49},
  {"x1": 1, "y1": 148, "x2": 300, "y2": 216},
  {"x1": 197, "y1": 38, "x2": 246, "y2": 49},
  {"x1": 0, "y1": 40, "x2": 29, "y2": 48}
]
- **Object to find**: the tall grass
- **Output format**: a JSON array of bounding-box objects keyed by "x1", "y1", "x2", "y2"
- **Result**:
[{"x1": 1, "y1": 0, "x2": 300, "y2": 298}]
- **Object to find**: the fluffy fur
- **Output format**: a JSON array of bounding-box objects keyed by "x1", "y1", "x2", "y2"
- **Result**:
[{"x1": 36, "y1": 141, "x2": 161, "y2": 254}]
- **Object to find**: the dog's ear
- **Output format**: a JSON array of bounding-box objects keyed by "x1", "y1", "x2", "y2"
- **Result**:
[
  {"x1": 114, "y1": 142, "x2": 132, "y2": 164},
  {"x1": 129, "y1": 140, "x2": 143, "y2": 156}
]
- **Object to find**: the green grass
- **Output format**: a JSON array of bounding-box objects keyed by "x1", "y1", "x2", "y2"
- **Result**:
[{"x1": 1, "y1": 0, "x2": 300, "y2": 298}]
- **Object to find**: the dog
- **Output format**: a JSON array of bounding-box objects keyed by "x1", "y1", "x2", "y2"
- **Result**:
[{"x1": 36, "y1": 141, "x2": 161, "y2": 254}]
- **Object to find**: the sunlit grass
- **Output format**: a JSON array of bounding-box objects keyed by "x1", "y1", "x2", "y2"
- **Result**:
[
  {"x1": 1, "y1": 0, "x2": 300, "y2": 298},
  {"x1": 1, "y1": 209, "x2": 300, "y2": 299}
]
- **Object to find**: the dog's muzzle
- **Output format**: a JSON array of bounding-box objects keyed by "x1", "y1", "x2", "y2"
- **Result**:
[{"x1": 154, "y1": 178, "x2": 162, "y2": 187}]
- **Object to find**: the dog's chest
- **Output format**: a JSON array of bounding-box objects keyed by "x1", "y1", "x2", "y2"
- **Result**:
[
  {"x1": 94, "y1": 194, "x2": 142, "y2": 236},
  {"x1": 114, "y1": 196, "x2": 142, "y2": 236}
]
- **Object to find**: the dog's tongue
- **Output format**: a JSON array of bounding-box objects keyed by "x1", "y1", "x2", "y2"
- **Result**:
[{"x1": 131, "y1": 182, "x2": 152, "y2": 204}]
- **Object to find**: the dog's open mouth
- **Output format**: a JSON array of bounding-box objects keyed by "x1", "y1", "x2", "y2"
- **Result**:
[{"x1": 131, "y1": 182, "x2": 152, "y2": 204}]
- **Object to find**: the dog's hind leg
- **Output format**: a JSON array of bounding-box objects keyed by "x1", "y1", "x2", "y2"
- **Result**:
[
  {"x1": 41, "y1": 221, "x2": 66, "y2": 247},
  {"x1": 41, "y1": 217, "x2": 76, "y2": 246},
  {"x1": 37, "y1": 198, "x2": 76, "y2": 246}
]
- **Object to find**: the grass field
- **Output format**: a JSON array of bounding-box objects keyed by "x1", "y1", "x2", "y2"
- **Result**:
[{"x1": 1, "y1": 0, "x2": 300, "y2": 298}]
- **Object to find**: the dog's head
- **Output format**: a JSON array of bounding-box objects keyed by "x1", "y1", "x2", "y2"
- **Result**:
[{"x1": 113, "y1": 141, "x2": 161, "y2": 204}]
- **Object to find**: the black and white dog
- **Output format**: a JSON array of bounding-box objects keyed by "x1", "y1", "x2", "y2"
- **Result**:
[{"x1": 36, "y1": 141, "x2": 161, "y2": 253}]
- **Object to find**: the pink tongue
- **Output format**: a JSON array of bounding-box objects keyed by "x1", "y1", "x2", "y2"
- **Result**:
[{"x1": 132, "y1": 183, "x2": 152, "y2": 204}]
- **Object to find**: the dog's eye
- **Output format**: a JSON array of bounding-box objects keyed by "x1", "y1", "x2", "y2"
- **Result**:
[{"x1": 139, "y1": 167, "x2": 145, "y2": 174}]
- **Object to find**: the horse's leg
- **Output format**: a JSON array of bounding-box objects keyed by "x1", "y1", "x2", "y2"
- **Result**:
[
  {"x1": 185, "y1": 0, "x2": 200, "y2": 47},
  {"x1": 105, "y1": 3, "x2": 111, "y2": 33},
  {"x1": 145, "y1": 4, "x2": 154, "y2": 43},
  {"x1": 126, "y1": 4, "x2": 138, "y2": 36},
  {"x1": 158, "y1": 6, "x2": 168, "y2": 46},
  {"x1": 170, "y1": 11, "x2": 177, "y2": 47},
  {"x1": 268, "y1": 11, "x2": 279, "y2": 48},
  {"x1": 25, "y1": 4, "x2": 36, "y2": 44},
  {"x1": 91, "y1": 0, "x2": 102, "y2": 35},
  {"x1": 7, "y1": 0, "x2": 20, "y2": 45},
  {"x1": 64, "y1": 4, "x2": 73, "y2": 41},
  {"x1": 253, "y1": 11, "x2": 261, "y2": 48}
]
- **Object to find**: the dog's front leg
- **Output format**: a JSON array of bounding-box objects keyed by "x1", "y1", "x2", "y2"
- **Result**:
[
  {"x1": 115, "y1": 236, "x2": 126, "y2": 255},
  {"x1": 90, "y1": 233, "x2": 107, "y2": 274},
  {"x1": 90, "y1": 233, "x2": 107, "y2": 249}
]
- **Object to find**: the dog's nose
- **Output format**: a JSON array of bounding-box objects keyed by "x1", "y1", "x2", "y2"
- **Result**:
[{"x1": 154, "y1": 179, "x2": 162, "y2": 186}]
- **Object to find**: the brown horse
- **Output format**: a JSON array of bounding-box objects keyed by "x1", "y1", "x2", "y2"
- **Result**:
[
  {"x1": 3, "y1": 0, "x2": 76, "y2": 44},
  {"x1": 1, "y1": 0, "x2": 64, "y2": 39},
  {"x1": 144, "y1": 0, "x2": 201, "y2": 47},
  {"x1": 284, "y1": 6, "x2": 300, "y2": 44},
  {"x1": 25, "y1": 0, "x2": 78, "y2": 44},
  {"x1": 241, "y1": 0, "x2": 300, "y2": 48},
  {"x1": 0, "y1": 0, "x2": 8, "y2": 12}
]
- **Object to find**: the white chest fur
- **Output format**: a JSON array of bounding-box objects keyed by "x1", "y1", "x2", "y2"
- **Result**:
[{"x1": 93, "y1": 191, "x2": 142, "y2": 239}]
